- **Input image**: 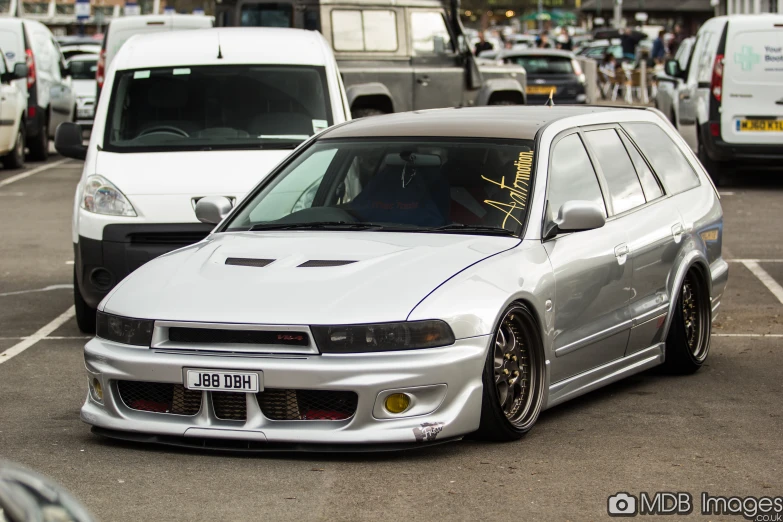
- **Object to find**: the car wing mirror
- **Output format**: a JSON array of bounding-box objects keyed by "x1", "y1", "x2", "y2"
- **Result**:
[
  {"x1": 11, "y1": 63, "x2": 27, "y2": 81},
  {"x1": 195, "y1": 196, "x2": 233, "y2": 225},
  {"x1": 664, "y1": 59, "x2": 682, "y2": 78},
  {"x1": 54, "y1": 122, "x2": 87, "y2": 160},
  {"x1": 544, "y1": 200, "x2": 606, "y2": 240}
]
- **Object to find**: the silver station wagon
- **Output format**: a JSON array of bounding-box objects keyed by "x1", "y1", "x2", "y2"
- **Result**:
[{"x1": 82, "y1": 106, "x2": 728, "y2": 449}]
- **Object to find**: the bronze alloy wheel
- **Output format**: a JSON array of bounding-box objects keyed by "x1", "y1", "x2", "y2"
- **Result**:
[
  {"x1": 681, "y1": 272, "x2": 710, "y2": 361},
  {"x1": 492, "y1": 308, "x2": 539, "y2": 427}
]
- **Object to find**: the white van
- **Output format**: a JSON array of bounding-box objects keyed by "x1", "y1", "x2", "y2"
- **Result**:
[
  {"x1": 660, "y1": 14, "x2": 783, "y2": 183},
  {"x1": 54, "y1": 27, "x2": 350, "y2": 332},
  {"x1": 96, "y1": 14, "x2": 214, "y2": 100}
]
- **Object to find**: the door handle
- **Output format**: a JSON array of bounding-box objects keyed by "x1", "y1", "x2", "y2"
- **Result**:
[
  {"x1": 614, "y1": 244, "x2": 630, "y2": 257},
  {"x1": 417, "y1": 76, "x2": 430, "y2": 87},
  {"x1": 672, "y1": 223, "x2": 684, "y2": 242}
]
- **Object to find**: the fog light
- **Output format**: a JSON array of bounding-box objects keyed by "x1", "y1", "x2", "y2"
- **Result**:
[
  {"x1": 384, "y1": 393, "x2": 411, "y2": 414},
  {"x1": 91, "y1": 378, "x2": 103, "y2": 401}
]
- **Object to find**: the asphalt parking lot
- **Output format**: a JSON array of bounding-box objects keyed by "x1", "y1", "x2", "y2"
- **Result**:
[{"x1": 0, "y1": 154, "x2": 781, "y2": 521}]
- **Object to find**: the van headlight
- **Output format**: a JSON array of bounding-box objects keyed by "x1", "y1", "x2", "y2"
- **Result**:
[
  {"x1": 312, "y1": 320, "x2": 455, "y2": 353},
  {"x1": 82, "y1": 175, "x2": 137, "y2": 216}
]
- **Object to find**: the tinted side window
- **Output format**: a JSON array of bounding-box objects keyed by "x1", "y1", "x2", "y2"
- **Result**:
[
  {"x1": 548, "y1": 133, "x2": 606, "y2": 221},
  {"x1": 584, "y1": 129, "x2": 645, "y2": 215},
  {"x1": 619, "y1": 131, "x2": 663, "y2": 201},
  {"x1": 623, "y1": 123, "x2": 700, "y2": 195}
]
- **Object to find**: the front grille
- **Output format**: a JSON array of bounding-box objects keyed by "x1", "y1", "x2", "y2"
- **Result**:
[
  {"x1": 127, "y1": 231, "x2": 209, "y2": 246},
  {"x1": 168, "y1": 327, "x2": 310, "y2": 347},
  {"x1": 212, "y1": 392, "x2": 247, "y2": 421},
  {"x1": 117, "y1": 381, "x2": 201, "y2": 415},
  {"x1": 258, "y1": 389, "x2": 358, "y2": 420}
]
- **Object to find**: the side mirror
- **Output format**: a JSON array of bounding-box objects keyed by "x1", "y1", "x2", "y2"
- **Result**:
[
  {"x1": 54, "y1": 122, "x2": 87, "y2": 160},
  {"x1": 664, "y1": 59, "x2": 682, "y2": 78},
  {"x1": 433, "y1": 35, "x2": 446, "y2": 54},
  {"x1": 11, "y1": 63, "x2": 27, "y2": 80},
  {"x1": 195, "y1": 196, "x2": 233, "y2": 225},
  {"x1": 544, "y1": 200, "x2": 606, "y2": 239}
]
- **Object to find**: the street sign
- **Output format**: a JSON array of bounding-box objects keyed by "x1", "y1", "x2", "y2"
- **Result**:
[
  {"x1": 124, "y1": 2, "x2": 140, "y2": 15},
  {"x1": 75, "y1": 0, "x2": 90, "y2": 21}
]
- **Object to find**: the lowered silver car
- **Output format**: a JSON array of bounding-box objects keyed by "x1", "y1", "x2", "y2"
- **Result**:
[{"x1": 81, "y1": 106, "x2": 728, "y2": 449}]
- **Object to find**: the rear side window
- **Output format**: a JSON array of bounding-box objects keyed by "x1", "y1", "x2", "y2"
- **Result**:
[
  {"x1": 584, "y1": 129, "x2": 645, "y2": 215},
  {"x1": 619, "y1": 131, "x2": 663, "y2": 201},
  {"x1": 331, "y1": 10, "x2": 397, "y2": 52},
  {"x1": 622, "y1": 123, "x2": 700, "y2": 195},
  {"x1": 505, "y1": 56, "x2": 574, "y2": 74},
  {"x1": 547, "y1": 133, "x2": 607, "y2": 220}
]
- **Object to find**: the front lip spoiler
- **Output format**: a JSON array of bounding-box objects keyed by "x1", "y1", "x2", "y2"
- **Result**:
[{"x1": 91, "y1": 427, "x2": 463, "y2": 453}]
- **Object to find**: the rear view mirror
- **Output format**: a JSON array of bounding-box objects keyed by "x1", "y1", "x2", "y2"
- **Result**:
[
  {"x1": 664, "y1": 59, "x2": 682, "y2": 78},
  {"x1": 54, "y1": 122, "x2": 87, "y2": 160},
  {"x1": 544, "y1": 200, "x2": 606, "y2": 239},
  {"x1": 195, "y1": 196, "x2": 233, "y2": 225}
]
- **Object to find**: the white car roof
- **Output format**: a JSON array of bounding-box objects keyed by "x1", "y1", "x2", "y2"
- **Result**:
[{"x1": 113, "y1": 28, "x2": 331, "y2": 70}]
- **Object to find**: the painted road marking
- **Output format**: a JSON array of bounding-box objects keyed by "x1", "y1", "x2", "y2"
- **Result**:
[
  {"x1": 742, "y1": 260, "x2": 783, "y2": 305},
  {"x1": 712, "y1": 333, "x2": 783, "y2": 337},
  {"x1": 0, "y1": 306, "x2": 75, "y2": 366},
  {"x1": 0, "y1": 158, "x2": 71, "y2": 188},
  {"x1": 0, "y1": 284, "x2": 72, "y2": 297},
  {"x1": 728, "y1": 259, "x2": 783, "y2": 263},
  {"x1": 718, "y1": 191, "x2": 735, "y2": 196}
]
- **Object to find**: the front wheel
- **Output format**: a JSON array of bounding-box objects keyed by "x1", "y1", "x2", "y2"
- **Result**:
[
  {"x1": 74, "y1": 268, "x2": 97, "y2": 334},
  {"x1": 661, "y1": 269, "x2": 711, "y2": 374},
  {"x1": 474, "y1": 304, "x2": 545, "y2": 441},
  {"x1": 1, "y1": 127, "x2": 25, "y2": 169},
  {"x1": 698, "y1": 137, "x2": 724, "y2": 186},
  {"x1": 27, "y1": 117, "x2": 49, "y2": 162}
]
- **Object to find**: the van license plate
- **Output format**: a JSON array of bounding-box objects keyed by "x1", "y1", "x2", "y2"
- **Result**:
[
  {"x1": 185, "y1": 369, "x2": 261, "y2": 392},
  {"x1": 738, "y1": 119, "x2": 783, "y2": 132},
  {"x1": 528, "y1": 85, "x2": 556, "y2": 95}
]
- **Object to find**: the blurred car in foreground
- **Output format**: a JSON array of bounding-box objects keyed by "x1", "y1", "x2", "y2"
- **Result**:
[
  {"x1": 79, "y1": 106, "x2": 726, "y2": 450},
  {"x1": 55, "y1": 28, "x2": 350, "y2": 333},
  {"x1": 0, "y1": 461, "x2": 95, "y2": 522},
  {"x1": 66, "y1": 54, "x2": 98, "y2": 128},
  {"x1": 501, "y1": 49, "x2": 587, "y2": 104}
]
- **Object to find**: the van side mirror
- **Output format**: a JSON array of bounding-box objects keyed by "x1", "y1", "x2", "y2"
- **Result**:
[
  {"x1": 11, "y1": 63, "x2": 27, "y2": 80},
  {"x1": 544, "y1": 200, "x2": 606, "y2": 240},
  {"x1": 54, "y1": 122, "x2": 87, "y2": 160},
  {"x1": 195, "y1": 196, "x2": 233, "y2": 225},
  {"x1": 664, "y1": 59, "x2": 682, "y2": 78}
]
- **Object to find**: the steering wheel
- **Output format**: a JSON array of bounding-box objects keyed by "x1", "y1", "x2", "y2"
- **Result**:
[{"x1": 138, "y1": 126, "x2": 189, "y2": 138}]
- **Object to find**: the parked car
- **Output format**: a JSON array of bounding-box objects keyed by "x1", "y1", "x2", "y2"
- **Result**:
[
  {"x1": 657, "y1": 14, "x2": 783, "y2": 184},
  {"x1": 214, "y1": 0, "x2": 527, "y2": 116},
  {"x1": 55, "y1": 27, "x2": 350, "y2": 333},
  {"x1": 0, "y1": 49, "x2": 28, "y2": 168},
  {"x1": 654, "y1": 36, "x2": 696, "y2": 124},
  {"x1": 79, "y1": 106, "x2": 727, "y2": 449},
  {"x1": 66, "y1": 54, "x2": 98, "y2": 128},
  {"x1": 0, "y1": 19, "x2": 75, "y2": 160},
  {"x1": 56, "y1": 35, "x2": 102, "y2": 60},
  {"x1": 96, "y1": 14, "x2": 214, "y2": 101},
  {"x1": 500, "y1": 49, "x2": 587, "y2": 104},
  {"x1": 575, "y1": 38, "x2": 623, "y2": 60}
]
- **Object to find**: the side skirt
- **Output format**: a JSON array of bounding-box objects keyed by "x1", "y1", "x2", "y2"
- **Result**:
[{"x1": 544, "y1": 343, "x2": 664, "y2": 410}]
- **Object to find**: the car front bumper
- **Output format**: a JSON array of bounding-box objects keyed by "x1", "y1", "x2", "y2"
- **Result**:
[{"x1": 81, "y1": 336, "x2": 489, "y2": 446}]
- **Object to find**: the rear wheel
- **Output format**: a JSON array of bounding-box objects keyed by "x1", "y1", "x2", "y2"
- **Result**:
[
  {"x1": 698, "y1": 136, "x2": 724, "y2": 186},
  {"x1": 474, "y1": 304, "x2": 545, "y2": 441},
  {"x1": 74, "y1": 268, "x2": 97, "y2": 334},
  {"x1": 27, "y1": 116, "x2": 49, "y2": 161},
  {"x1": 661, "y1": 269, "x2": 711, "y2": 374},
  {"x1": 2, "y1": 126, "x2": 25, "y2": 169},
  {"x1": 351, "y1": 108, "x2": 386, "y2": 119}
]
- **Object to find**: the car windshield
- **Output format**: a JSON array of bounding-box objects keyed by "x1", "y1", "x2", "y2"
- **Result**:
[
  {"x1": 240, "y1": 3, "x2": 293, "y2": 27},
  {"x1": 506, "y1": 56, "x2": 574, "y2": 74},
  {"x1": 104, "y1": 65, "x2": 332, "y2": 152},
  {"x1": 226, "y1": 138, "x2": 535, "y2": 235},
  {"x1": 69, "y1": 59, "x2": 97, "y2": 80}
]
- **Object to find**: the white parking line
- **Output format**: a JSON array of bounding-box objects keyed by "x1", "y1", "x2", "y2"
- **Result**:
[
  {"x1": 712, "y1": 333, "x2": 783, "y2": 337},
  {"x1": 728, "y1": 259, "x2": 783, "y2": 263},
  {"x1": 0, "y1": 158, "x2": 71, "y2": 188},
  {"x1": 741, "y1": 260, "x2": 783, "y2": 305},
  {"x1": 0, "y1": 306, "x2": 75, "y2": 366},
  {"x1": 718, "y1": 191, "x2": 735, "y2": 196},
  {"x1": 0, "y1": 284, "x2": 72, "y2": 297}
]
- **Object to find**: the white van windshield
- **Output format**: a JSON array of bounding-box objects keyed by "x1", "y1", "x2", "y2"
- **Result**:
[{"x1": 103, "y1": 65, "x2": 333, "y2": 152}]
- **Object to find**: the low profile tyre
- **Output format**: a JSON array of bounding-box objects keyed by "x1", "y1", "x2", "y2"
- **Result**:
[
  {"x1": 698, "y1": 138, "x2": 723, "y2": 186},
  {"x1": 351, "y1": 108, "x2": 386, "y2": 119},
  {"x1": 474, "y1": 304, "x2": 545, "y2": 441},
  {"x1": 2, "y1": 127, "x2": 25, "y2": 169},
  {"x1": 662, "y1": 269, "x2": 711, "y2": 375},
  {"x1": 74, "y1": 268, "x2": 97, "y2": 334},
  {"x1": 27, "y1": 118, "x2": 49, "y2": 162}
]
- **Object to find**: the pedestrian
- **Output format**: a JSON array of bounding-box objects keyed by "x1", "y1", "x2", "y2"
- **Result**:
[
  {"x1": 620, "y1": 28, "x2": 638, "y2": 61},
  {"x1": 536, "y1": 31, "x2": 549, "y2": 48},
  {"x1": 669, "y1": 24, "x2": 684, "y2": 57},
  {"x1": 651, "y1": 29, "x2": 666, "y2": 63},
  {"x1": 556, "y1": 27, "x2": 573, "y2": 51},
  {"x1": 475, "y1": 32, "x2": 493, "y2": 55}
]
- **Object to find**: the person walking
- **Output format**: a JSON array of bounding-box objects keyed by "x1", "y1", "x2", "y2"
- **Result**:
[
  {"x1": 651, "y1": 30, "x2": 666, "y2": 64},
  {"x1": 556, "y1": 27, "x2": 573, "y2": 51},
  {"x1": 474, "y1": 32, "x2": 493, "y2": 55},
  {"x1": 620, "y1": 28, "x2": 638, "y2": 61}
]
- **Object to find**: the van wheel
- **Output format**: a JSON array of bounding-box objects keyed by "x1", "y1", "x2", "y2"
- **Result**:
[
  {"x1": 351, "y1": 108, "x2": 386, "y2": 119},
  {"x1": 27, "y1": 118, "x2": 49, "y2": 161},
  {"x1": 698, "y1": 137, "x2": 723, "y2": 186},
  {"x1": 74, "y1": 268, "x2": 97, "y2": 334},
  {"x1": 473, "y1": 304, "x2": 545, "y2": 441},
  {"x1": 661, "y1": 269, "x2": 711, "y2": 375},
  {"x1": 2, "y1": 127, "x2": 25, "y2": 169}
]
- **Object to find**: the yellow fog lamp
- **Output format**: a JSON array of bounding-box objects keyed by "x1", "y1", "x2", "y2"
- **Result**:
[
  {"x1": 91, "y1": 378, "x2": 104, "y2": 402},
  {"x1": 384, "y1": 393, "x2": 411, "y2": 414}
]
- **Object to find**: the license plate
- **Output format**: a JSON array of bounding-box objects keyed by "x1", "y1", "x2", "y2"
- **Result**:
[
  {"x1": 528, "y1": 85, "x2": 557, "y2": 95},
  {"x1": 185, "y1": 369, "x2": 261, "y2": 393},
  {"x1": 738, "y1": 119, "x2": 783, "y2": 132}
]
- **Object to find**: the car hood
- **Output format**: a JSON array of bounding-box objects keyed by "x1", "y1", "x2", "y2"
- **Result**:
[
  {"x1": 103, "y1": 231, "x2": 521, "y2": 325},
  {"x1": 95, "y1": 149, "x2": 292, "y2": 196}
]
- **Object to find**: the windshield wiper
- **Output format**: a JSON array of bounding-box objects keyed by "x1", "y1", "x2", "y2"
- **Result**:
[
  {"x1": 248, "y1": 221, "x2": 387, "y2": 231},
  {"x1": 426, "y1": 224, "x2": 518, "y2": 236}
]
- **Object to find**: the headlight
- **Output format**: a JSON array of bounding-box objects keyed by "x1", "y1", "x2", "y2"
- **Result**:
[
  {"x1": 96, "y1": 312, "x2": 154, "y2": 346},
  {"x1": 82, "y1": 175, "x2": 137, "y2": 216},
  {"x1": 312, "y1": 320, "x2": 455, "y2": 353}
]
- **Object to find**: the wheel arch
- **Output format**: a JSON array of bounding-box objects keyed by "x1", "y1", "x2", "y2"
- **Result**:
[
  {"x1": 662, "y1": 249, "x2": 712, "y2": 341},
  {"x1": 476, "y1": 78, "x2": 526, "y2": 106},
  {"x1": 345, "y1": 83, "x2": 395, "y2": 114}
]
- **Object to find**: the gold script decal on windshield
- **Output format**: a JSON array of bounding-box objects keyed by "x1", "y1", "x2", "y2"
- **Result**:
[{"x1": 481, "y1": 151, "x2": 533, "y2": 227}]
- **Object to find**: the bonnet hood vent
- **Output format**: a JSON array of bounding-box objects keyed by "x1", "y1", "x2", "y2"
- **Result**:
[
  {"x1": 298, "y1": 260, "x2": 357, "y2": 267},
  {"x1": 225, "y1": 258, "x2": 275, "y2": 267}
]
